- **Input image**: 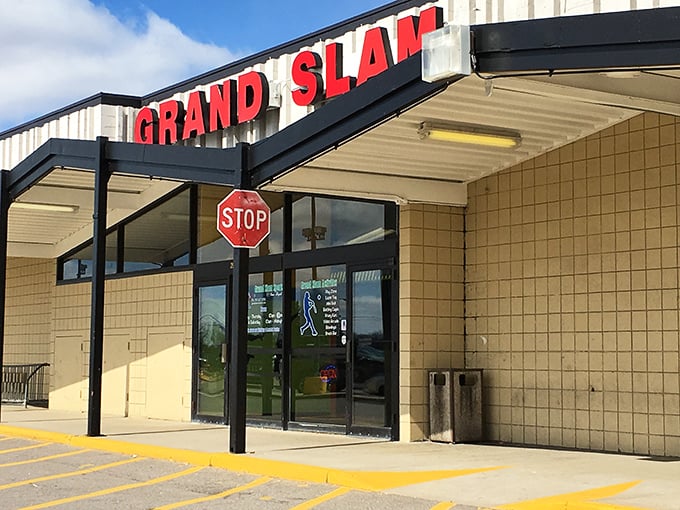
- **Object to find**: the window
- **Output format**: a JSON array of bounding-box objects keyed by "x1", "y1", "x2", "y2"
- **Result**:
[
  {"x1": 58, "y1": 186, "x2": 397, "y2": 282},
  {"x1": 60, "y1": 232, "x2": 117, "y2": 279},
  {"x1": 123, "y1": 188, "x2": 191, "y2": 272},
  {"x1": 292, "y1": 196, "x2": 393, "y2": 251}
]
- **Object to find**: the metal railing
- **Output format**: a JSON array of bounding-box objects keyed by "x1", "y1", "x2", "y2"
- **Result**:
[{"x1": 1, "y1": 363, "x2": 50, "y2": 407}]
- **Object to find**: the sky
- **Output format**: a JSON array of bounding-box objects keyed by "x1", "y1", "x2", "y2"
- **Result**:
[{"x1": 0, "y1": 0, "x2": 390, "y2": 133}]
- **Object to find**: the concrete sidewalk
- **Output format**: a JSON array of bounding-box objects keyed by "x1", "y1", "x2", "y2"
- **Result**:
[{"x1": 0, "y1": 406, "x2": 678, "y2": 509}]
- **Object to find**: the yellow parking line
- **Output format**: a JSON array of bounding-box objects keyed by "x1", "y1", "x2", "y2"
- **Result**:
[
  {"x1": 0, "y1": 437, "x2": 15, "y2": 442},
  {"x1": 0, "y1": 442, "x2": 51, "y2": 454},
  {"x1": 153, "y1": 476, "x2": 271, "y2": 510},
  {"x1": 19, "y1": 465, "x2": 204, "y2": 510},
  {"x1": 431, "y1": 502, "x2": 456, "y2": 510},
  {"x1": 0, "y1": 448, "x2": 89, "y2": 468},
  {"x1": 290, "y1": 487, "x2": 352, "y2": 510},
  {"x1": 0, "y1": 456, "x2": 142, "y2": 491}
]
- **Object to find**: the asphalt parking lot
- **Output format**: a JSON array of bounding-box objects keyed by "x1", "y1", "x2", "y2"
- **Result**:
[{"x1": 0, "y1": 435, "x2": 467, "y2": 510}]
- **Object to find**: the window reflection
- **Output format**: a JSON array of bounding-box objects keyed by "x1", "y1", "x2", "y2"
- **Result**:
[
  {"x1": 292, "y1": 195, "x2": 391, "y2": 251},
  {"x1": 123, "y1": 188, "x2": 191, "y2": 271},
  {"x1": 290, "y1": 265, "x2": 347, "y2": 425},
  {"x1": 61, "y1": 232, "x2": 117, "y2": 279},
  {"x1": 247, "y1": 272, "x2": 283, "y2": 421}
]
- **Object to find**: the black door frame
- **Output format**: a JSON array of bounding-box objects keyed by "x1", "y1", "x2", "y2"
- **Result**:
[
  {"x1": 191, "y1": 240, "x2": 399, "y2": 438},
  {"x1": 191, "y1": 263, "x2": 232, "y2": 425},
  {"x1": 346, "y1": 260, "x2": 398, "y2": 439}
]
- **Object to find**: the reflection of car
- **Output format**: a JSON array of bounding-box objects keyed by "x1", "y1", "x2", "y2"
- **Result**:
[
  {"x1": 354, "y1": 342, "x2": 384, "y2": 395},
  {"x1": 363, "y1": 374, "x2": 384, "y2": 396}
]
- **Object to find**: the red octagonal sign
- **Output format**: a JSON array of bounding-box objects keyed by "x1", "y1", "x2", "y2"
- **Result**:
[{"x1": 216, "y1": 190, "x2": 271, "y2": 248}]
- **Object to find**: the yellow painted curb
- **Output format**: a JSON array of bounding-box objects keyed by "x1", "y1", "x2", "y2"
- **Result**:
[{"x1": 0, "y1": 424, "x2": 503, "y2": 492}]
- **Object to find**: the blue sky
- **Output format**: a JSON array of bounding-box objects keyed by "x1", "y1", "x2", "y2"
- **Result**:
[
  {"x1": 0, "y1": 0, "x2": 390, "y2": 133},
  {"x1": 94, "y1": 1, "x2": 389, "y2": 53}
]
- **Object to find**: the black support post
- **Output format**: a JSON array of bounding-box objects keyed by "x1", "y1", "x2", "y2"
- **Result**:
[
  {"x1": 0, "y1": 171, "x2": 10, "y2": 422},
  {"x1": 229, "y1": 143, "x2": 250, "y2": 454},
  {"x1": 87, "y1": 137, "x2": 110, "y2": 437}
]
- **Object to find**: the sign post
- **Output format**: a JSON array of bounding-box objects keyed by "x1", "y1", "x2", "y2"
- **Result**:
[{"x1": 217, "y1": 187, "x2": 270, "y2": 453}]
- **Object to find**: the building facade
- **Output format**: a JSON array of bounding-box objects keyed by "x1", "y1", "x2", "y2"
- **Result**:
[{"x1": 1, "y1": 0, "x2": 679, "y2": 456}]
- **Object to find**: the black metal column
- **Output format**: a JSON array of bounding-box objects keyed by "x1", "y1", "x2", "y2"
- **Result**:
[
  {"x1": 229, "y1": 143, "x2": 250, "y2": 454},
  {"x1": 87, "y1": 137, "x2": 110, "y2": 437},
  {"x1": 0, "y1": 171, "x2": 10, "y2": 422}
]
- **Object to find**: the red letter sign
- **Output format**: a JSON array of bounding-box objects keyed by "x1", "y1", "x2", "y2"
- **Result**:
[
  {"x1": 237, "y1": 71, "x2": 269, "y2": 124},
  {"x1": 134, "y1": 107, "x2": 158, "y2": 144},
  {"x1": 357, "y1": 27, "x2": 394, "y2": 86},
  {"x1": 292, "y1": 51, "x2": 324, "y2": 106},
  {"x1": 209, "y1": 80, "x2": 237, "y2": 131},
  {"x1": 325, "y1": 43, "x2": 355, "y2": 99},
  {"x1": 182, "y1": 91, "x2": 208, "y2": 140},
  {"x1": 397, "y1": 6, "x2": 444, "y2": 62},
  {"x1": 158, "y1": 100, "x2": 185, "y2": 145}
]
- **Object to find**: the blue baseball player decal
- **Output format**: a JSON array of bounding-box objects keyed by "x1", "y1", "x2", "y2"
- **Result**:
[{"x1": 299, "y1": 290, "x2": 319, "y2": 336}]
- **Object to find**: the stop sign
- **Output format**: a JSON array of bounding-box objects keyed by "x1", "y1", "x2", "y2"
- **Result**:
[{"x1": 216, "y1": 190, "x2": 271, "y2": 248}]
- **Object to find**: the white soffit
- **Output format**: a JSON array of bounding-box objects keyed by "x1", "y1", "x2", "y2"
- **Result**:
[
  {"x1": 269, "y1": 75, "x2": 640, "y2": 205},
  {"x1": 8, "y1": 168, "x2": 181, "y2": 258}
]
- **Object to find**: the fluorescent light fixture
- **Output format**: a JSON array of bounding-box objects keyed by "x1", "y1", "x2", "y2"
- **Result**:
[
  {"x1": 11, "y1": 202, "x2": 79, "y2": 213},
  {"x1": 418, "y1": 121, "x2": 521, "y2": 149}
]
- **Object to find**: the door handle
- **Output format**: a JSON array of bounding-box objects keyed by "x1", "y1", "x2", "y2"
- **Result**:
[{"x1": 221, "y1": 343, "x2": 228, "y2": 364}]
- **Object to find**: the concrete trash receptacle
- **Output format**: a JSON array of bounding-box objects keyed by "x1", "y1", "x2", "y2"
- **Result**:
[{"x1": 429, "y1": 369, "x2": 483, "y2": 443}]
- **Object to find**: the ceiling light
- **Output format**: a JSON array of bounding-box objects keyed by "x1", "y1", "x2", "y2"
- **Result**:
[
  {"x1": 11, "y1": 202, "x2": 79, "y2": 213},
  {"x1": 418, "y1": 121, "x2": 521, "y2": 148}
]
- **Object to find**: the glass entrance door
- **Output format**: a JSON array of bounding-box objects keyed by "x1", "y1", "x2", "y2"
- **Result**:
[
  {"x1": 194, "y1": 264, "x2": 396, "y2": 436},
  {"x1": 349, "y1": 266, "x2": 394, "y2": 435},
  {"x1": 290, "y1": 265, "x2": 347, "y2": 428},
  {"x1": 195, "y1": 284, "x2": 228, "y2": 422}
]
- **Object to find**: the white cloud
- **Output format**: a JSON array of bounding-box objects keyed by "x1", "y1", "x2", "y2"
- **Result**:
[{"x1": 0, "y1": 0, "x2": 237, "y2": 130}]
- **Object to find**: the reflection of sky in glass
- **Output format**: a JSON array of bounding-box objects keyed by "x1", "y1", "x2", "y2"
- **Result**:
[
  {"x1": 199, "y1": 286, "x2": 226, "y2": 339},
  {"x1": 353, "y1": 294, "x2": 383, "y2": 336},
  {"x1": 353, "y1": 271, "x2": 390, "y2": 339},
  {"x1": 292, "y1": 197, "x2": 386, "y2": 251}
]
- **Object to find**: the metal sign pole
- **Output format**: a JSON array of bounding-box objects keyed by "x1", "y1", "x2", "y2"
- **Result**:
[
  {"x1": 229, "y1": 143, "x2": 250, "y2": 454},
  {"x1": 0, "y1": 171, "x2": 10, "y2": 422},
  {"x1": 87, "y1": 137, "x2": 110, "y2": 437}
]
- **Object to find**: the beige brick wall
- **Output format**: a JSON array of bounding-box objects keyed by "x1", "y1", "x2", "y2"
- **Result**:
[
  {"x1": 51, "y1": 271, "x2": 193, "y2": 420},
  {"x1": 4, "y1": 258, "x2": 54, "y2": 364},
  {"x1": 399, "y1": 204, "x2": 465, "y2": 441},
  {"x1": 466, "y1": 112, "x2": 680, "y2": 457}
]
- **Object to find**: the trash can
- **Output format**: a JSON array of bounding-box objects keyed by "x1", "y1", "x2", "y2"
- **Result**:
[{"x1": 429, "y1": 369, "x2": 483, "y2": 443}]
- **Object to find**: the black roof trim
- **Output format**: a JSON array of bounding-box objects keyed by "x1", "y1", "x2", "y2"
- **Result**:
[
  {"x1": 474, "y1": 5, "x2": 680, "y2": 73},
  {"x1": 139, "y1": 0, "x2": 430, "y2": 102},
  {"x1": 0, "y1": 93, "x2": 142, "y2": 141}
]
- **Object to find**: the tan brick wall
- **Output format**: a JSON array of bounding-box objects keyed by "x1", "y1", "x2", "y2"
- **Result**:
[
  {"x1": 4, "y1": 258, "x2": 54, "y2": 364},
  {"x1": 51, "y1": 271, "x2": 193, "y2": 420},
  {"x1": 399, "y1": 204, "x2": 465, "y2": 441},
  {"x1": 466, "y1": 112, "x2": 680, "y2": 457}
]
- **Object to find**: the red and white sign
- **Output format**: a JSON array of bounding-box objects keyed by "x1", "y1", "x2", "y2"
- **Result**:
[
  {"x1": 133, "y1": 6, "x2": 443, "y2": 145},
  {"x1": 217, "y1": 190, "x2": 271, "y2": 249}
]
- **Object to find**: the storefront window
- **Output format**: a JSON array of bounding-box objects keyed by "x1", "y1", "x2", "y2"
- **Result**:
[
  {"x1": 60, "y1": 232, "x2": 117, "y2": 279},
  {"x1": 123, "y1": 188, "x2": 191, "y2": 272},
  {"x1": 292, "y1": 195, "x2": 393, "y2": 251},
  {"x1": 247, "y1": 272, "x2": 283, "y2": 421},
  {"x1": 198, "y1": 185, "x2": 284, "y2": 263},
  {"x1": 290, "y1": 265, "x2": 347, "y2": 425}
]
